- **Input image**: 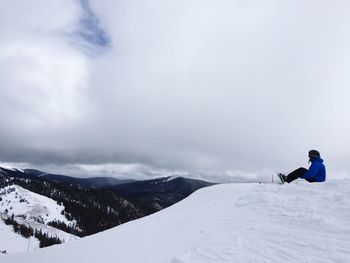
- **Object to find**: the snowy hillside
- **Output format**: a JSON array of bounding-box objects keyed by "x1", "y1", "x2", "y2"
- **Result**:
[
  {"x1": 0, "y1": 185, "x2": 74, "y2": 225},
  {"x1": 0, "y1": 185, "x2": 79, "y2": 254},
  {"x1": 2, "y1": 179, "x2": 350, "y2": 262},
  {"x1": 0, "y1": 218, "x2": 40, "y2": 254}
]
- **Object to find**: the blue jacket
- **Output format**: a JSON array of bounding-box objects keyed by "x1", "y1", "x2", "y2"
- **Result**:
[{"x1": 302, "y1": 157, "x2": 326, "y2": 182}]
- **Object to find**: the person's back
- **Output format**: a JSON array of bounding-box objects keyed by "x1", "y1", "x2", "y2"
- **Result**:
[
  {"x1": 301, "y1": 157, "x2": 326, "y2": 182},
  {"x1": 301, "y1": 156, "x2": 326, "y2": 182}
]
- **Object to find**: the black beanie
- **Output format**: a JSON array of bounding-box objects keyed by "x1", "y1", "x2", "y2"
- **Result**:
[{"x1": 308, "y1": 150, "x2": 320, "y2": 159}]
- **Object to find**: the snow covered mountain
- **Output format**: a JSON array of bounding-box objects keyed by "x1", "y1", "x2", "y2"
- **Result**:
[
  {"x1": 107, "y1": 176, "x2": 215, "y2": 210},
  {"x1": 0, "y1": 168, "x2": 152, "y2": 237},
  {"x1": 0, "y1": 185, "x2": 79, "y2": 254},
  {"x1": 0, "y1": 185, "x2": 75, "y2": 225},
  {"x1": 0, "y1": 165, "x2": 215, "y2": 217},
  {"x1": 2, "y1": 179, "x2": 350, "y2": 262},
  {"x1": 0, "y1": 167, "x2": 134, "y2": 188},
  {"x1": 0, "y1": 166, "x2": 215, "y2": 255}
]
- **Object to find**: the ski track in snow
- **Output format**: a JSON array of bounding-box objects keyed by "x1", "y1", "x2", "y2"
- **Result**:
[{"x1": 2, "y1": 179, "x2": 350, "y2": 262}]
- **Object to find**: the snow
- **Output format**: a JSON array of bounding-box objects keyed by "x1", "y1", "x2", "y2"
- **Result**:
[
  {"x1": 0, "y1": 216, "x2": 40, "y2": 255},
  {"x1": 0, "y1": 185, "x2": 73, "y2": 225},
  {"x1": 14, "y1": 217, "x2": 79, "y2": 242},
  {"x1": 164, "y1": 175, "x2": 181, "y2": 182},
  {"x1": 0, "y1": 167, "x2": 16, "y2": 173},
  {"x1": 2, "y1": 179, "x2": 350, "y2": 262},
  {"x1": 0, "y1": 185, "x2": 79, "y2": 255}
]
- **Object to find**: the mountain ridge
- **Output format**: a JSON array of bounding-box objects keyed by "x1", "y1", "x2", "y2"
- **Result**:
[
  {"x1": 0, "y1": 165, "x2": 216, "y2": 253},
  {"x1": 0, "y1": 184, "x2": 79, "y2": 254},
  {"x1": 3, "y1": 179, "x2": 349, "y2": 262}
]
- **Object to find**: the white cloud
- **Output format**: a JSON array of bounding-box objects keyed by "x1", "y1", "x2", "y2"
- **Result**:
[
  {"x1": 0, "y1": 42, "x2": 89, "y2": 125},
  {"x1": 0, "y1": 0, "x2": 90, "y2": 141},
  {"x1": 0, "y1": 0, "x2": 81, "y2": 33},
  {"x1": 85, "y1": 0, "x2": 350, "y2": 171},
  {"x1": 1, "y1": 0, "x2": 350, "y2": 179}
]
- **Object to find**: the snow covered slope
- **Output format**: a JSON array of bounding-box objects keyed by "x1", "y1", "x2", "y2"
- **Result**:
[
  {"x1": 0, "y1": 217, "x2": 40, "y2": 255},
  {"x1": 0, "y1": 185, "x2": 73, "y2": 225},
  {"x1": 0, "y1": 185, "x2": 79, "y2": 255},
  {"x1": 2, "y1": 179, "x2": 350, "y2": 262}
]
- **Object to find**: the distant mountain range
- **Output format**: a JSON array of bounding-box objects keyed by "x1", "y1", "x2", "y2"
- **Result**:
[
  {"x1": 0, "y1": 167, "x2": 216, "y2": 211},
  {"x1": 0, "y1": 166, "x2": 216, "y2": 254},
  {"x1": 5, "y1": 168, "x2": 135, "y2": 188},
  {"x1": 108, "y1": 176, "x2": 215, "y2": 210}
]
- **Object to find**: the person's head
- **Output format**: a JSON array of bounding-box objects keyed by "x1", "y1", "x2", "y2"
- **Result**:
[{"x1": 308, "y1": 150, "x2": 321, "y2": 162}]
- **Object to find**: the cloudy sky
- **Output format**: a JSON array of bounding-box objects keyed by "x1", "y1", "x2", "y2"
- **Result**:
[{"x1": 1, "y1": 0, "x2": 350, "y2": 182}]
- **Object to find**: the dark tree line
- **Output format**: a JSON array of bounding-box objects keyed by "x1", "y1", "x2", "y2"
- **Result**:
[
  {"x1": 3, "y1": 215, "x2": 62, "y2": 248},
  {"x1": 4, "y1": 214, "x2": 33, "y2": 238},
  {"x1": 1, "y1": 175, "x2": 153, "y2": 237},
  {"x1": 47, "y1": 220, "x2": 81, "y2": 236},
  {"x1": 34, "y1": 229, "x2": 62, "y2": 248}
]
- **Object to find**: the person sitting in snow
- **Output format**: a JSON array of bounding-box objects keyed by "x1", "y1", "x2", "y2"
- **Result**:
[{"x1": 279, "y1": 150, "x2": 326, "y2": 183}]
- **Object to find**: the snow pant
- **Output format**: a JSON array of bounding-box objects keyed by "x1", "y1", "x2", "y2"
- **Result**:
[{"x1": 285, "y1": 167, "x2": 317, "y2": 183}]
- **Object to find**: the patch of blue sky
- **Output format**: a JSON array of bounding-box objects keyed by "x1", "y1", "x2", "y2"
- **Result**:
[{"x1": 70, "y1": 0, "x2": 110, "y2": 55}]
